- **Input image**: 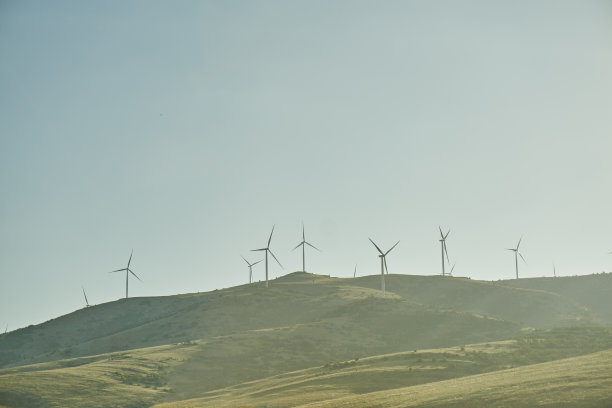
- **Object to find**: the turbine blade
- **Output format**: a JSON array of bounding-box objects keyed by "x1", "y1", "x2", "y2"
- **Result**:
[
  {"x1": 251, "y1": 248, "x2": 267, "y2": 252},
  {"x1": 127, "y1": 249, "x2": 133, "y2": 269},
  {"x1": 267, "y1": 225, "x2": 275, "y2": 247},
  {"x1": 129, "y1": 269, "x2": 142, "y2": 282},
  {"x1": 241, "y1": 255, "x2": 250, "y2": 266},
  {"x1": 451, "y1": 262, "x2": 456, "y2": 274},
  {"x1": 268, "y1": 249, "x2": 283, "y2": 269},
  {"x1": 292, "y1": 242, "x2": 303, "y2": 251},
  {"x1": 302, "y1": 223, "x2": 305, "y2": 241},
  {"x1": 444, "y1": 229, "x2": 450, "y2": 240},
  {"x1": 516, "y1": 236, "x2": 522, "y2": 250},
  {"x1": 305, "y1": 241, "x2": 320, "y2": 251},
  {"x1": 443, "y1": 241, "x2": 450, "y2": 264},
  {"x1": 384, "y1": 257, "x2": 389, "y2": 274},
  {"x1": 519, "y1": 252, "x2": 527, "y2": 264},
  {"x1": 438, "y1": 226, "x2": 444, "y2": 238},
  {"x1": 505, "y1": 248, "x2": 516, "y2": 252},
  {"x1": 110, "y1": 268, "x2": 127, "y2": 273},
  {"x1": 384, "y1": 240, "x2": 400, "y2": 256},
  {"x1": 252, "y1": 260, "x2": 262, "y2": 266},
  {"x1": 369, "y1": 238, "x2": 384, "y2": 255}
]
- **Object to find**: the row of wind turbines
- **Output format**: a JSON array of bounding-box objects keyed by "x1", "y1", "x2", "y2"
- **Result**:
[
  {"x1": 239, "y1": 224, "x2": 527, "y2": 298},
  {"x1": 97, "y1": 224, "x2": 605, "y2": 304}
]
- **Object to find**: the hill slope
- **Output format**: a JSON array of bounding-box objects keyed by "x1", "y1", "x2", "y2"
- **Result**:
[
  {"x1": 2, "y1": 328, "x2": 612, "y2": 408},
  {"x1": 0, "y1": 273, "x2": 604, "y2": 370},
  {"x1": 154, "y1": 327, "x2": 612, "y2": 407},
  {"x1": 1, "y1": 273, "x2": 612, "y2": 407},
  {"x1": 298, "y1": 348, "x2": 612, "y2": 408},
  {"x1": 498, "y1": 273, "x2": 612, "y2": 323}
]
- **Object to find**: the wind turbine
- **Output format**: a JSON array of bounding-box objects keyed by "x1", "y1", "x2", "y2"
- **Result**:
[
  {"x1": 553, "y1": 263, "x2": 557, "y2": 278},
  {"x1": 251, "y1": 225, "x2": 283, "y2": 287},
  {"x1": 506, "y1": 237, "x2": 526, "y2": 280},
  {"x1": 292, "y1": 224, "x2": 320, "y2": 273},
  {"x1": 369, "y1": 238, "x2": 400, "y2": 297},
  {"x1": 241, "y1": 256, "x2": 262, "y2": 284},
  {"x1": 438, "y1": 227, "x2": 451, "y2": 276},
  {"x1": 82, "y1": 286, "x2": 90, "y2": 308},
  {"x1": 354, "y1": 264, "x2": 357, "y2": 278},
  {"x1": 109, "y1": 250, "x2": 142, "y2": 299}
]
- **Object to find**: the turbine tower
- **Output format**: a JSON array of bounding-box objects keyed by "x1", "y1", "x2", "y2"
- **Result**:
[
  {"x1": 292, "y1": 224, "x2": 320, "y2": 273},
  {"x1": 109, "y1": 250, "x2": 142, "y2": 299},
  {"x1": 369, "y1": 238, "x2": 400, "y2": 297},
  {"x1": 251, "y1": 225, "x2": 283, "y2": 287},
  {"x1": 438, "y1": 227, "x2": 451, "y2": 276},
  {"x1": 241, "y1": 256, "x2": 262, "y2": 284},
  {"x1": 354, "y1": 264, "x2": 357, "y2": 278},
  {"x1": 82, "y1": 286, "x2": 90, "y2": 308},
  {"x1": 506, "y1": 237, "x2": 526, "y2": 280}
]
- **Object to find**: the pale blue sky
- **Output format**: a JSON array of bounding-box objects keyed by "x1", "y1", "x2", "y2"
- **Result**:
[{"x1": 1, "y1": 1, "x2": 612, "y2": 330}]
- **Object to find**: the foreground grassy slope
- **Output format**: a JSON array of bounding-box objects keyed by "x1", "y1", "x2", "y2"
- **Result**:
[
  {"x1": 0, "y1": 272, "x2": 602, "y2": 370},
  {"x1": 154, "y1": 327, "x2": 612, "y2": 407},
  {"x1": 0, "y1": 342, "x2": 198, "y2": 408},
  {"x1": 2, "y1": 328, "x2": 611, "y2": 408},
  {"x1": 300, "y1": 349, "x2": 612, "y2": 408}
]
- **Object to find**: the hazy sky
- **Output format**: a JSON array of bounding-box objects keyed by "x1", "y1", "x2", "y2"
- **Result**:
[{"x1": 1, "y1": 1, "x2": 612, "y2": 331}]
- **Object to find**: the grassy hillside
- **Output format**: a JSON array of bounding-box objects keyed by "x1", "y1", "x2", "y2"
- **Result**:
[
  {"x1": 154, "y1": 327, "x2": 612, "y2": 407},
  {"x1": 297, "y1": 349, "x2": 612, "y2": 408},
  {"x1": 498, "y1": 273, "x2": 612, "y2": 323},
  {"x1": 2, "y1": 328, "x2": 611, "y2": 408},
  {"x1": 0, "y1": 272, "x2": 602, "y2": 370},
  {"x1": 345, "y1": 275, "x2": 594, "y2": 327},
  {"x1": 2, "y1": 273, "x2": 612, "y2": 407},
  {"x1": 0, "y1": 342, "x2": 198, "y2": 408}
]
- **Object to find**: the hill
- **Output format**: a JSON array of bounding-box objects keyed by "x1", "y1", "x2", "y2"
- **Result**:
[
  {"x1": 153, "y1": 327, "x2": 612, "y2": 408},
  {"x1": 0, "y1": 273, "x2": 599, "y2": 370},
  {"x1": 1, "y1": 272, "x2": 612, "y2": 407},
  {"x1": 498, "y1": 273, "x2": 612, "y2": 323},
  {"x1": 298, "y1": 348, "x2": 612, "y2": 408},
  {"x1": 2, "y1": 327, "x2": 611, "y2": 408}
]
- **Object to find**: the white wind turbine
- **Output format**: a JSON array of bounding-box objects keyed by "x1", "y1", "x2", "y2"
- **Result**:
[
  {"x1": 369, "y1": 238, "x2": 400, "y2": 297},
  {"x1": 251, "y1": 225, "x2": 283, "y2": 287},
  {"x1": 109, "y1": 250, "x2": 142, "y2": 299},
  {"x1": 506, "y1": 237, "x2": 526, "y2": 279},
  {"x1": 241, "y1": 256, "x2": 262, "y2": 284},
  {"x1": 438, "y1": 227, "x2": 451, "y2": 276},
  {"x1": 292, "y1": 224, "x2": 320, "y2": 273}
]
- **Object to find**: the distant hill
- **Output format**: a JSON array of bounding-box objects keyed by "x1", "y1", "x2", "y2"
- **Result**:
[
  {"x1": 345, "y1": 274, "x2": 595, "y2": 327},
  {"x1": 498, "y1": 273, "x2": 612, "y2": 323}
]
